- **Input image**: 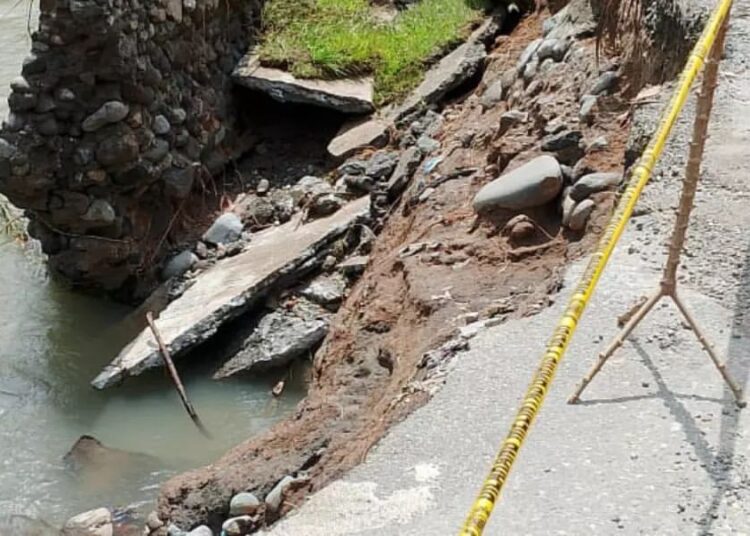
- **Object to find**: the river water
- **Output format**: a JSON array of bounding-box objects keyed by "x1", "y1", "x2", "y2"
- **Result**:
[{"x1": 0, "y1": 1, "x2": 304, "y2": 526}]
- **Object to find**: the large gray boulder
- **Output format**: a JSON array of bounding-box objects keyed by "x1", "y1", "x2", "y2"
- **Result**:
[{"x1": 473, "y1": 155, "x2": 563, "y2": 212}]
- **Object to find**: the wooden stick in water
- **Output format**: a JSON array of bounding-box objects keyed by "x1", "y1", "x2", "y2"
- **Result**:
[{"x1": 146, "y1": 312, "x2": 212, "y2": 439}]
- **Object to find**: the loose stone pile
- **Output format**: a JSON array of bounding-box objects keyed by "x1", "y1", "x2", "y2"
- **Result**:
[
  {"x1": 0, "y1": 0, "x2": 259, "y2": 299},
  {"x1": 144, "y1": 478, "x2": 309, "y2": 536}
]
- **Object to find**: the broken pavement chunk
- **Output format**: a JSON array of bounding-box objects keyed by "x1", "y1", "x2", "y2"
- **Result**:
[
  {"x1": 233, "y1": 55, "x2": 374, "y2": 114},
  {"x1": 91, "y1": 197, "x2": 370, "y2": 389},
  {"x1": 327, "y1": 117, "x2": 389, "y2": 159},
  {"x1": 213, "y1": 298, "x2": 331, "y2": 379}
]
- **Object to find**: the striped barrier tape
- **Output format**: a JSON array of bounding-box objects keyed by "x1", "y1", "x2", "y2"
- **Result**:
[{"x1": 459, "y1": 0, "x2": 734, "y2": 533}]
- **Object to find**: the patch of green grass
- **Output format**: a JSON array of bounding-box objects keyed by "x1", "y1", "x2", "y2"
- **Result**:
[{"x1": 258, "y1": 0, "x2": 491, "y2": 105}]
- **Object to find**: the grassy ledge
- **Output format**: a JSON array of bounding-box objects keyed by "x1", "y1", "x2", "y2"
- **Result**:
[{"x1": 258, "y1": 0, "x2": 491, "y2": 105}]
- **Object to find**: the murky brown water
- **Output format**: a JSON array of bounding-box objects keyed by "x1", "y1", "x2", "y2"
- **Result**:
[{"x1": 0, "y1": 1, "x2": 304, "y2": 527}]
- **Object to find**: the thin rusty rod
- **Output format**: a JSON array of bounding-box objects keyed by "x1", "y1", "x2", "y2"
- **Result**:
[
  {"x1": 662, "y1": 15, "x2": 730, "y2": 291},
  {"x1": 670, "y1": 292, "x2": 745, "y2": 406},
  {"x1": 568, "y1": 289, "x2": 662, "y2": 404},
  {"x1": 146, "y1": 312, "x2": 213, "y2": 438}
]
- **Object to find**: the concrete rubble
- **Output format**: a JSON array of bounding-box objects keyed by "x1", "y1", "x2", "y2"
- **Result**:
[
  {"x1": 327, "y1": 118, "x2": 390, "y2": 159},
  {"x1": 213, "y1": 298, "x2": 331, "y2": 379},
  {"x1": 233, "y1": 55, "x2": 375, "y2": 114},
  {"x1": 92, "y1": 197, "x2": 369, "y2": 389}
]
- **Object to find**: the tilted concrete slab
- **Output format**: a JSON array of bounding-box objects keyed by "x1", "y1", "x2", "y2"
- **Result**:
[
  {"x1": 326, "y1": 16, "x2": 501, "y2": 158},
  {"x1": 92, "y1": 197, "x2": 370, "y2": 389},
  {"x1": 233, "y1": 55, "x2": 375, "y2": 114},
  {"x1": 327, "y1": 117, "x2": 390, "y2": 159},
  {"x1": 393, "y1": 16, "x2": 501, "y2": 120}
]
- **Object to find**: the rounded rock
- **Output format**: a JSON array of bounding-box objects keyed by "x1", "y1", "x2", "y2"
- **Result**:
[
  {"x1": 481, "y1": 79, "x2": 504, "y2": 109},
  {"x1": 61, "y1": 508, "x2": 113, "y2": 536},
  {"x1": 171, "y1": 108, "x2": 187, "y2": 125},
  {"x1": 570, "y1": 171, "x2": 622, "y2": 201},
  {"x1": 579, "y1": 95, "x2": 598, "y2": 123},
  {"x1": 0, "y1": 138, "x2": 16, "y2": 160},
  {"x1": 186, "y1": 526, "x2": 212, "y2": 536},
  {"x1": 536, "y1": 39, "x2": 559, "y2": 62},
  {"x1": 256, "y1": 178, "x2": 270, "y2": 195},
  {"x1": 10, "y1": 76, "x2": 32, "y2": 93},
  {"x1": 221, "y1": 516, "x2": 257, "y2": 536},
  {"x1": 162, "y1": 250, "x2": 198, "y2": 279},
  {"x1": 153, "y1": 115, "x2": 171, "y2": 135},
  {"x1": 590, "y1": 71, "x2": 618, "y2": 95},
  {"x1": 229, "y1": 492, "x2": 262, "y2": 516},
  {"x1": 473, "y1": 155, "x2": 563, "y2": 212},
  {"x1": 202, "y1": 213, "x2": 243, "y2": 246},
  {"x1": 568, "y1": 198, "x2": 596, "y2": 231},
  {"x1": 82, "y1": 101, "x2": 130, "y2": 132}
]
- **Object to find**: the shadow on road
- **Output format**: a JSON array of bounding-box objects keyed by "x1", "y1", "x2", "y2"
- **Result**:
[
  {"x1": 695, "y1": 239, "x2": 750, "y2": 534},
  {"x1": 573, "y1": 241, "x2": 750, "y2": 534}
]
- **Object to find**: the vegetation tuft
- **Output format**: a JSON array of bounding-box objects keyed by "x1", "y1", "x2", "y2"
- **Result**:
[{"x1": 258, "y1": 0, "x2": 491, "y2": 105}]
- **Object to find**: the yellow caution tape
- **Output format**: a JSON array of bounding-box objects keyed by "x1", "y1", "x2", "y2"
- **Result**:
[{"x1": 459, "y1": 0, "x2": 734, "y2": 534}]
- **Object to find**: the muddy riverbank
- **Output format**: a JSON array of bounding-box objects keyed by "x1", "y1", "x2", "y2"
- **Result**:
[{"x1": 0, "y1": 3, "x2": 306, "y2": 528}]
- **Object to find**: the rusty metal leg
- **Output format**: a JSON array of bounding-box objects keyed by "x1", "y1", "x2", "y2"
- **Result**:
[
  {"x1": 670, "y1": 292, "x2": 745, "y2": 406},
  {"x1": 568, "y1": 290, "x2": 663, "y2": 404}
]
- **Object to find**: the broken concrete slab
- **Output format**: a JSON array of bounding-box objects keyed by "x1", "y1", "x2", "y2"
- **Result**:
[
  {"x1": 397, "y1": 42, "x2": 485, "y2": 118},
  {"x1": 327, "y1": 117, "x2": 389, "y2": 159},
  {"x1": 91, "y1": 197, "x2": 370, "y2": 389},
  {"x1": 233, "y1": 55, "x2": 375, "y2": 114},
  {"x1": 325, "y1": 15, "x2": 502, "y2": 157},
  {"x1": 394, "y1": 17, "x2": 501, "y2": 119},
  {"x1": 213, "y1": 298, "x2": 331, "y2": 379}
]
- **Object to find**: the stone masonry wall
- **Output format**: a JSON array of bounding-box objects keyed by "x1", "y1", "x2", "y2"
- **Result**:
[{"x1": 0, "y1": 0, "x2": 259, "y2": 301}]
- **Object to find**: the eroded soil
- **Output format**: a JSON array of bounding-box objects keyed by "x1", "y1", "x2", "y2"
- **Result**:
[{"x1": 158, "y1": 13, "x2": 631, "y2": 531}]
